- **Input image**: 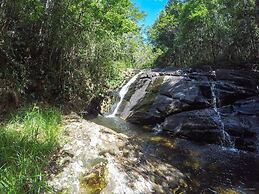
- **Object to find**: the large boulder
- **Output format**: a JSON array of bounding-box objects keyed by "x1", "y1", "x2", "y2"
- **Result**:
[
  {"x1": 119, "y1": 72, "x2": 161, "y2": 120},
  {"x1": 162, "y1": 108, "x2": 222, "y2": 144},
  {"x1": 212, "y1": 69, "x2": 259, "y2": 106},
  {"x1": 162, "y1": 97, "x2": 259, "y2": 152},
  {"x1": 126, "y1": 72, "x2": 212, "y2": 125},
  {"x1": 119, "y1": 68, "x2": 259, "y2": 152},
  {"x1": 125, "y1": 70, "x2": 259, "y2": 124}
]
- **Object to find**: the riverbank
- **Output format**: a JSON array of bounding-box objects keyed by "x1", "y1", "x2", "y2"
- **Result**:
[
  {"x1": 1, "y1": 67, "x2": 259, "y2": 193},
  {"x1": 45, "y1": 113, "x2": 259, "y2": 194},
  {"x1": 47, "y1": 113, "x2": 186, "y2": 193},
  {"x1": 0, "y1": 106, "x2": 61, "y2": 193},
  {"x1": 1, "y1": 105, "x2": 257, "y2": 193}
]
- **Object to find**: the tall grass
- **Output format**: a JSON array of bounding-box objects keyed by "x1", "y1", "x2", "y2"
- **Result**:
[{"x1": 0, "y1": 105, "x2": 62, "y2": 193}]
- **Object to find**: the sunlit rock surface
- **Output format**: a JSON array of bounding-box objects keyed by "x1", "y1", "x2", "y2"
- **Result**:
[{"x1": 47, "y1": 114, "x2": 185, "y2": 193}]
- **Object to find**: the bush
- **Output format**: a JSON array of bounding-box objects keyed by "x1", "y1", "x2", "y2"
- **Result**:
[
  {"x1": 150, "y1": 0, "x2": 258, "y2": 67},
  {"x1": 0, "y1": 105, "x2": 61, "y2": 193},
  {"x1": 0, "y1": 0, "x2": 153, "y2": 110}
]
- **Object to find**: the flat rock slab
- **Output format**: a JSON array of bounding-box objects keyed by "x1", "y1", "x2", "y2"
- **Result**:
[{"x1": 47, "y1": 113, "x2": 185, "y2": 194}]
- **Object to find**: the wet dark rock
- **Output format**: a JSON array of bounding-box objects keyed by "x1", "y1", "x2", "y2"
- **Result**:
[
  {"x1": 214, "y1": 69, "x2": 259, "y2": 106},
  {"x1": 119, "y1": 68, "x2": 259, "y2": 152},
  {"x1": 162, "y1": 108, "x2": 223, "y2": 144},
  {"x1": 119, "y1": 72, "x2": 156, "y2": 119},
  {"x1": 162, "y1": 97, "x2": 259, "y2": 151},
  {"x1": 126, "y1": 75, "x2": 213, "y2": 125}
]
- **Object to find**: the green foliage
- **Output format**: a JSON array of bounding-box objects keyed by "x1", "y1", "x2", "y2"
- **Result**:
[
  {"x1": 0, "y1": 0, "x2": 153, "y2": 110},
  {"x1": 150, "y1": 0, "x2": 258, "y2": 67},
  {"x1": 0, "y1": 105, "x2": 61, "y2": 193}
]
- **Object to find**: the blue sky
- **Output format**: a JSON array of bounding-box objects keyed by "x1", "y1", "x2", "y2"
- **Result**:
[{"x1": 131, "y1": 0, "x2": 168, "y2": 29}]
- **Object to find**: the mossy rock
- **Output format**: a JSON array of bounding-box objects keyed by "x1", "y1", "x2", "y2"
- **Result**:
[
  {"x1": 127, "y1": 76, "x2": 165, "y2": 121},
  {"x1": 216, "y1": 188, "x2": 239, "y2": 194},
  {"x1": 80, "y1": 162, "x2": 107, "y2": 194}
]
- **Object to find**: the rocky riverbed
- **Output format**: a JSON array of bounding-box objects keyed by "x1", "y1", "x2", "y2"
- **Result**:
[
  {"x1": 47, "y1": 68, "x2": 259, "y2": 194},
  {"x1": 47, "y1": 113, "x2": 259, "y2": 194},
  {"x1": 117, "y1": 68, "x2": 259, "y2": 152},
  {"x1": 47, "y1": 114, "x2": 186, "y2": 193}
]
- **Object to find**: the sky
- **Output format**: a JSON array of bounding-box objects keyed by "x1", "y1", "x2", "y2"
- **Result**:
[{"x1": 131, "y1": 0, "x2": 168, "y2": 29}]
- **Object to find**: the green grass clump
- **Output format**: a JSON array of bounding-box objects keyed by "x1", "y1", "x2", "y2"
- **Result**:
[{"x1": 0, "y1": 105, "x2": 62, "y2": 194}]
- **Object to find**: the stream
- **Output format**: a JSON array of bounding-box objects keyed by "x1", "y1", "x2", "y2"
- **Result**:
[
  {"x1": 90, "y1": 115, "x2": 259, "y2": 193},
  {"x1": 90, "y1": 71, "x2": 259, "y2": 193}
]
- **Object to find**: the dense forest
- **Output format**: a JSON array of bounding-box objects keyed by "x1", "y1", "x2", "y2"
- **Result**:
[
  {"x1": 150, "y1": 0, "x2": 258, "y2": 67},
  {"x1": 0, "y1": 0, "x2": 156, "y2": 112},
  {"x1": 1, "y1": 0, "x2": 258, "y2": 110}
]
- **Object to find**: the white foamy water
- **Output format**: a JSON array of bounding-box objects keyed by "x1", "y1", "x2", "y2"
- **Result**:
[
  {"x1": 210, "y1": 72, "x2": 234, "y2": 147},
  {"x1": 107, "y1": 72, "x2": 142, "y2": 118}
]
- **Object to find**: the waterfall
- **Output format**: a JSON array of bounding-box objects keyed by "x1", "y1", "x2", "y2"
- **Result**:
[
  {"x1": 107, "y1": 72, "x2": 142, "y2": 118},
  {"x1": 210, "y1": 73, "x2": 233, "y2": 147}
]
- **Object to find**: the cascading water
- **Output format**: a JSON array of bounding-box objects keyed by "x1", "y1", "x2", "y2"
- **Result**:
[
  {"x1": 210, "y1": 72, "x2": 234, "y2": 148},
  {"x1": 90, "y1": 69, "x2": 257, "y2": 193},
  {"x1": 107, "y1": 72, "x2": 142, "y2": 118}
]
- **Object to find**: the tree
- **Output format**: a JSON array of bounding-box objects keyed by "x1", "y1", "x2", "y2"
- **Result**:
[
  {"x1": 0, "y1": 0, "x2": 151, "y2": 110},
  {"x1": 150, "y1": 0, "x2": 258, "y2": 67}
]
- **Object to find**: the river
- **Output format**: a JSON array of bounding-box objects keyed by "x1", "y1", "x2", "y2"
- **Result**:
[
  {"x1": 89, "y1": 70, "x2": 259, "y2": 193},
  {"x1": 90, "y1": 115, "x2": 259, "y2": 193}
]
